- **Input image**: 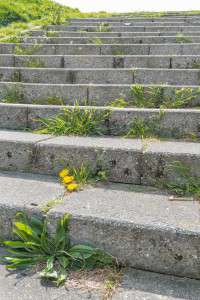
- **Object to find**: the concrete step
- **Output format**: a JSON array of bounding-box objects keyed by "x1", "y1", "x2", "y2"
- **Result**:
[
  {"x1": 1, "y1": 67, "x2": 200, "y2": 85},
  {"x1": 114, "y1": 269, "x2": 200, "y2": 300},
  {"x1": 70, "y1": 21, "x2": 200, "y2": 26},
  {"x1": 69, "y1": 17, "x2": 200, "y2": 22},
  {"x1": 1, "y1": 103, "x2": 200, "y2": 139},
  {"x1": 67, "y1": 22, "x2": 200, "y2": 28},
  {"x1": 3, "y1": 43, "x2": 200, "y2": 55},
  {"x1": 29, "y1": 30, "x2": 200, "y2": 37},
  {"x1": 1, "y1": 172, "x2": 200, "y2": 280},
  {"x1": 23, "y1": 36, "x2": 200, "y2": 44},
  {"x1": 2, "y1": 54, "x2": 200, "y2": 69},
  {"x1": 0, "y1": 129, "x2": 199, "y2": 184},
  {"x1": 1, "y1": 262, "x2": 200, "y2": 300},
  {"x1": 46, "y1": 25, "x2": 200, "y2": 32},
  {"x1": 1, "y1": 82, "x2": 200, "y2": 106}
]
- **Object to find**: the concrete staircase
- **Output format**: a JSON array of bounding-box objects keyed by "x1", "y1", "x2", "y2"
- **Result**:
[{"x1": 0, "y1": 15, "x2": 200, "y2": 298}]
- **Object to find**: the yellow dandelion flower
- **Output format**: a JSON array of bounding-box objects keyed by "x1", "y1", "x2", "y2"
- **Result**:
[
  {"x1": 63, "y1": 176, "x2": 74, "y2": 184},
  {"x1": 67, "y1": 183, "x2": 79, "y2": 192},
  {"x1": 59, "y1": 168, "x2": 69, "y2": 178}
]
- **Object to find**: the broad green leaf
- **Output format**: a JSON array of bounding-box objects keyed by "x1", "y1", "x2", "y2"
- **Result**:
[
  {"x1": 46, "y1": 256, "x2": 54, "y2": 272},
  {"x1": 57, "y1": 256, "x2": 69, "y2": 268},
  {"x1": 69, "y1": 245, "x2": 95, "y2": 259},
  {"x1": 4, "y1": 241, "x2": 27, "y2": 248}
]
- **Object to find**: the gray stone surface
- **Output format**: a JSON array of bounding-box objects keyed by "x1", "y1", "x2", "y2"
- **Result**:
[
  {"x1": 30, "y1": 30, "x2": 200, "y2": 37},
  {"x1": 2, "y1": 67, "x2": 200, "y2": 85},
  {"x1": 113, "y1": 268, "x2": 200, "y2": 299},
  {"x1": 1, "y1": 103, "x2": 200, "y2": 138},
  {"x1": 1, "y1": 174, "x2": 200, "y2": 279},
  {"x1": 23, "y1": 36, "x2": 200, "y2": 45},
  {"x1": 1, "y1": 54, "x2": 200, "y2": 69}
]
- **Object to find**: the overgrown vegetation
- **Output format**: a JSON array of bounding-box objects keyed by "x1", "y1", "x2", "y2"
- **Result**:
[
  {"x1": 1, "y1": 212, "x2": 115, "y2": 286},
  {"x1": 14, "y1": 44, "x2": 42, "y2": 55},
  {"x1": 0, "y1": 0, "x2": 112, "y2": 42},
  {"x1": 161, "y1": 161, "x2": 200, "y2": 199},
  {"x1": 25, "y1": 58, "x2": 45, "y2": 68},
  {"x1": 110, "y1": 85, "x2": 200, "y2": 109},
  {"x1": 32, "y1": 97, "x2": 65, "y2": 106},
  {"x1": 176, "y1": 33, "x2": 192, "y2": 43},
  {"x1": 1, "y1": 86, "x2": 25, "y2": 103},
  {"x1": 34, "y1": 104, "x2": 110, "y2": 136}
]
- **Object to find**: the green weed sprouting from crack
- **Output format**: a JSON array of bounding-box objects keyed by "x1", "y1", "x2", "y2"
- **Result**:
[
  {"x1": 111, "y1": 49, "x2": 126, "y2": 56},
  {"x1": 90, "y1": 37, "x2": 103, "y2": 45},
  {"x1": 1, "y1": 86, "x2": 24, "y2": 103},
  {"x1": 109, "y1": 98, "x2": 128, "y2": 108},
  {"x1": 110, "y1": 85, "x2": 200, "y2": 109},
  {"x1": 32, "y1": 97, "x2": 65, "y2": 106},
  {"x1": 25, "y1": 58, "x2": 46, "y2": 68},
  {"x1": 34, "y1": 103, "x2": 110, "y2": 136},
  {"x1": 41, "y1": 198, "x2": 64, "y2": 214},
  {"x1": 14, "y1": 44, "x2": 42, "y2": 55},
  {"x1": 70, "y1": 163, "x2": 109, "y2": 186},
  {"x1": 125, "y1": 112, "x2": 165, "y2": 139},
  {"x1": 46, "y1": 31, "x2": 59, "y2": 38},
  {"x1": 94, "y1": 22, "x2": 111, "y2": 32},
  {"x1": 124, "y1": 111, "x2": 191, "y2": 140},
  {"x1": 1, "y1": 212, "x2": 116, "y2": 286},
  {"x1": 176, "y1": 33, "x2": 192, "y2": 43},
  {"x1": 160, "y1": 161, "x2": 200, "y2": 199},
  {"x1": 192, "y1": 60, "x2": 200, "y2": 69},
  {"x1": 11, "y1": 70, "x2": 21, "y2": 82}
]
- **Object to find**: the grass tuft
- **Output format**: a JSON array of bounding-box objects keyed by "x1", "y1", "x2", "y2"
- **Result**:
[{"x1": 34, "y1": 104, "x2": 110, "y2": 136}]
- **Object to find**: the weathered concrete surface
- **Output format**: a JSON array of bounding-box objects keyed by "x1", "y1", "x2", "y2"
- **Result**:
[
  {"x1": 1, "y1": 176, "x2": 200, "y2": 279},
  {"x1": 46, "y1": 25, "x2": 200, "y2": 32},
  {"x1": 1, "y1": 82, "x2": 200, "y2": 106},
  {"x1": 1, "y1": 103, "x2": 200, "y2": 139},
  {"x1": 1, "y1": 67, "x2": 200, "y2": 85},
  {"x1": 113, "y1": 268, "x2": 200, "y2": 299},
  {"x1": 23, "y1": 36, "x2": 200, "y2": 44},
  {"x1": 1, "y1": 258, "x2": 199, "y2": 300},
  {"x1": 3, "y1": 43, "x2": 200, "y2": 55},
  {"x1": 0, "y1": 130, "x2": 199, "y2": 184},
  {"x1": 2, "y1": 54, "x2": 200, "y2": 69},
  {"x1": 29, "y1": 30, "x2": 200, "y2": 37}
]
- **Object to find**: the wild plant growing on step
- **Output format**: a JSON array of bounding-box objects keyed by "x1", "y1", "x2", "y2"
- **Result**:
[
  {"x1": 161, "y1": 161, "x2": 200, "y2": 199},
  {"x1": 25, "y1": 58, "x2": 46, "y2": 68},
  {"x1": 1, "y1": 212, "x2": 115, "y2": 286},
  {"x1": 90, "y1": 37, "x2": 103, "y2": 45},
  {"x1": 34, "y1": 103, "x2": 110, "y2": 136},
  {"x1": 32, "y1": 96, "x2": 65, "y2": 106},
  {"x1": 46, "y1": 31, "x2": 59, "y2": 38},
  {"x1": 128, "y1": 85, "x2": 200, "y2": 108},
  {"x1": 14, "y1": 44, "x2": 42, "y2": 55},
  {"x1": 109, "y1": 98, "x2": 129, "y2": 108},
  {"x1": 176, "y1": 33, "x2": 192, "y2": 43},
  {"x1": 1, "y1": 86, "x2": 24, "y2": 103}
]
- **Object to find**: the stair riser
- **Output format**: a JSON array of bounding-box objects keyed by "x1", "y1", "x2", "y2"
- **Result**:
[
  {"x1": 0, "y1": 133, "x2": 199, "y2": 184},
  {"x1": 1, "y1": 82, "x2": 200, "y2": 107},
  {"x1": 29, "y1": 31, "x2": 200, "y2": 37},
  {"x1": 46, "y1": 25, "x2": 200, "y2": 32},
  {"x1": 1, "y1": 104, "x2": 200, "y2": 139},
  {"x1": 2, "y1": 43, "x2": 200, "y2": 55},
  {"x1": 2, "y1": 55, "x2": 200, "y2": 69},
  {"x1": 1, "y1": 68, "x2": 200, "y2": 85},
  {"x1": 0, "y1": 203, "x2": 200, "y2": 279},
  {"x1": 69, "y1": 17, "x2": 200, "y2": 22},
  {"x1": 69, "y1": 21, "x2": 200, "y2": 26},
  {"x1": 23, "y1": 36, "x2": 200, "y2": 44}
]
